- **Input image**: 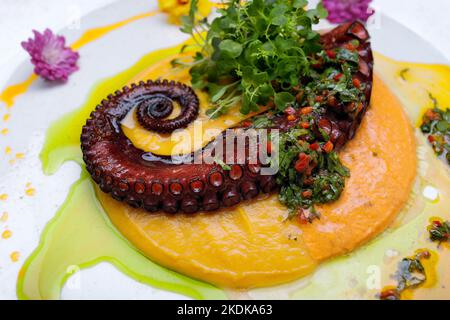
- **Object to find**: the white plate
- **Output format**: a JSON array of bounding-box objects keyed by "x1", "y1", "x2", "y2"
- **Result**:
[{"x1": 0, "y1": 0, "x2": 448, "y2": 300}]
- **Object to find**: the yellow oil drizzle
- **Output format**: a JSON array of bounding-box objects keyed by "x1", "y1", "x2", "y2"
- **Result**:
[
  {"x1": 71, "y1": 11, "x2": 159, "y2": 50},
  {"x1": 0, "y1": 11, "x2": 160, "y2": 110},
  {"x1": 374, "y1": 53, "x2": 450, "y2": 127},
  {"x1": 0, "y1": 74, "x2": 37, "y2": 108}
]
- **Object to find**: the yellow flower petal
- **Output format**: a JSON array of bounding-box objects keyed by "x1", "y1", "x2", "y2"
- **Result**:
[{"x1": 158, "y1": 0, "x2": 213, "y2": 25}]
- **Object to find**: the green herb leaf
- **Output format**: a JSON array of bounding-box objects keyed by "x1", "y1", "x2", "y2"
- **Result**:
[
  {"x1": 293, "y1": 0, "x2": 308, "y2": 9},
  {"x1": 274, "y1": 92, "x2": 295, "y2": 111},
  {"x1": 219, "y1": 39, "x2": 243, "y2": 59}
]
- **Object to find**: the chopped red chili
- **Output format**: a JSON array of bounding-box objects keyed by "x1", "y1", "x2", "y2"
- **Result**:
[
  {"x1": 300, "y1": 122, "x2": 310, "y2": 129},
  {"x1": 352, "y1": 77, "x2": 361, "y2": 89},
  {"x1": 297, "y1": 209, "x2": 309, "y2": 224},
  {"x1": 343, "y1": 42, "x2": 356, "y2": 51},
  {"x1": 302, "y1": 190, "x2": 312, "y2": 198},
  {"x1": 425, "y1": 109, "x2": 441, "y2": 121},
  {"x1": 322, "y1": 141, "x2": 334, "y2": 153},
  {"x1": 309, "y1": 142, "x2": 320, "y2": 151},
  {"x1": 287, "y1": 114, "x2": 296, "y2": 122},
  {"x1": 242, "y1": 120, "x2": 252, "y2": 127},
  {"x1": 379, "y1": 289, "x2": 399, "y2": 300},
  {"x1": 300, "y1": 106, "x2": 313, "y2": 115},
  {"x1": 326, "y1": 49, "x2": 336, "y2": 59},
  {"x1": 333, "y1": 73, "x2": 343, "y2": 81},
  {"x1": 433, "y1": 220, "x2": 442, "y2": 227},
  {"x1": 295, "y1": 153, "x2": 311, "y2": 173}
]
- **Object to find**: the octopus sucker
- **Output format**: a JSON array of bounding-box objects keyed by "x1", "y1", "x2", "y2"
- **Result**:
[{"x1": 81, "y1": 21, "x2": 373, "y2": 214}]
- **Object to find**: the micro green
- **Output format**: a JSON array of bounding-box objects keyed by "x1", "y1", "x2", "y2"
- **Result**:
[{"x1": 181, "y1": 0, "x2": 328, "y2": 117}]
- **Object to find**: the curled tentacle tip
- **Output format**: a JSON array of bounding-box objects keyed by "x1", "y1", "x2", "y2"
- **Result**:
[{"x1": 132, "y1": 80, "x2": 199, "y2": 133}]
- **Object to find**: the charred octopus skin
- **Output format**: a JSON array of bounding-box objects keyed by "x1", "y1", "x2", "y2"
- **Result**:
[
  {"x1": 81, "y1": 21, "x2": 373, "y2": 214},
  {"x1": 318, "y1": 21, "x2": 374, "y2": 148}
]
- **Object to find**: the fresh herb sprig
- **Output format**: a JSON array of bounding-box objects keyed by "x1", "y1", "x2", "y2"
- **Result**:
[{"x1": 181, "y1": 0, "x2": 328, "y2": 117}]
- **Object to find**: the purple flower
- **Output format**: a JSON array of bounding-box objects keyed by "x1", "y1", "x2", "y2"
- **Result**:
[
  {"x1": 322, "y1": 0, "x2": 374, "y2": 24},
  {"x1": 21, "y1": 29, "x2": 79, "y2": 82}
]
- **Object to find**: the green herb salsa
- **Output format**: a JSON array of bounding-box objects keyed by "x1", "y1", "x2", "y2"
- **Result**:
[
  {"x1": 420, "y1": 97, "x2": 450, "y2": 166},
  {"x1": 428, "y1": 219, "x2": 450, "y2": 245}
]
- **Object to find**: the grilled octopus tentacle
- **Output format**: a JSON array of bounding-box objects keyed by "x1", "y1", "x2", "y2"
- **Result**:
[
  {"x1": 81, "y1": 21, "x2": 373, "y2": 214},
  {"x1": 318, "y1": 21, "x2": 374, "y2": 148},
  {"x1": 135, "y1": 81, "x2": 199, "y2": 133}
]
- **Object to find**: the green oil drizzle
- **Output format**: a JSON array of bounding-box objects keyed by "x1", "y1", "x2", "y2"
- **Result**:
[{"x1": 17, "y1": 43, "x2": 226, "y2": 300}]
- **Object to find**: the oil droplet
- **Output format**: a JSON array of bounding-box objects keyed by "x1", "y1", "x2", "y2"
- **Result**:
[
  {"x1": 9, "y1": 159, "x2": 16, "y2": 166},
  {"x1": 385, "y1": 249, "x2": 399, "y2": 258},
  {"x1": 1, "y1": 128, "x2": 9, "y2": 135},
  {"x1": 3, "y1": 114, "x2": 10, "y2": 122},
  {"x1": 10, "y1": 251, "x2": 20, "y2": 263},
  {"x1": 25, "y1": 187, "x2": 36, "y2": 197},
  {"x1": 0, "y1": 194, "x2": 8, "y2": 201},
  {"x1": 5, "y1": 146, "x2": 11, "y2": 154},
  {"x1": 423, "y1": 186, "x2": 439, "y2": 202},
  {"x1": 2, "y1": 230, "x2": 12, "y2": 239},
  {"x1": 1, "y1": 212, "x2": 8, "y2": 222},
  {"x1": 16, "y1": 153, "x2": 25, "y2": 159}
]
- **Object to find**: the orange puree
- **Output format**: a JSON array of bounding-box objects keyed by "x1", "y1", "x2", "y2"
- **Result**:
[
  {"x1": 98, "y1": 74, "x2": 417, "y2": 288},
  {"x1": 303, "y1": 76, "x2": 417, "y2": 260}
]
